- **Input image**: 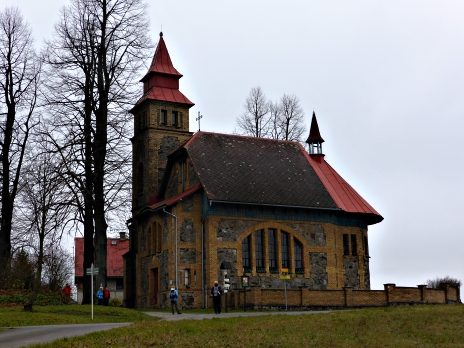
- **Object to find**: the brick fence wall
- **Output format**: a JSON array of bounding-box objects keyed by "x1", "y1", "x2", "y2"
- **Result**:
[{"x1": 226, "y1": 283, "x2": 460, "y2": 309}]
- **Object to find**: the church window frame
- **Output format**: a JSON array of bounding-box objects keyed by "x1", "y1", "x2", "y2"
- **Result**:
[
  {"x1": 184, "y1": 269, "x2": 190, "y2": 287},
  {"x1": 343, "y1": 234, "x2": 350, "y2": 255},
  {"x1": 242, "y1": 235, "x2": 251, "y2": 272},
  {"x1": 152, "y1": 221, "x2": 162, "y2": 253},
  {"x1": 255, "y1": 229, "x2": 264, "y2": 271},
  {"x1": 351, "y1": 234, "x2": 357, "y2": 256},
  {"x1": 281, "y1": 231, "x2": 290, "y2": 269},
  {"x1": 160, "y1": 109, "x2": 167, "y2": 124},
  {"x1": 172, "y1": 110, "x2": 179, "y2": 126},
  {"x1": 240, "y1": 227, "x2": 305, "y2": 276},
  {"x1": 294, "y1": 239, "x2": 303, "y2": 273},
  {"x1": 268, "y1": 229, "x2": 278, "y2": 272}
]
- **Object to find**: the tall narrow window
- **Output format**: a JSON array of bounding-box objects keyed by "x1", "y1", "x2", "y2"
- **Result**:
[
  {"x1": 172, "y1": 111, "x2": 179, "y2": 126},
  {"x1": 364, "y1": 236, "x2": 369, "y2": 256},
  {"x1": 255, "y1": 230, "x2": 264, "y2": 269},
  {"x1": 294, "y1": 239, "x2": 303, "y2": 270},
  {"x1": 268, "y1": 229, "x2": 277, "y2": 271},
  {"x1": 281, "y1": 232, "x2": 289, "y2": 268},
  {"x1": 184, "y1": 269, "x2": 190, "y2": 287},
  {"x1": 242, "y1": 235, "x2": 251, "y2": 271},
  {"x1": 351, "y1": 234, "x2": 357, "y2": 256},
  {"x1": 160, "y1": 109, "x2": 167, "y2": 124},
  {"x1": 153, "y1": 222, "x2": 162, "y2": 253},
  {"x1": 343, "y1": 234, "x2": 350, "y2": 255}
]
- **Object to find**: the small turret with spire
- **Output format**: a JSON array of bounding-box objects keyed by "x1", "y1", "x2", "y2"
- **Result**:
[{"x1": 306, "y1": 111, "x2": 325, "y2": 156}]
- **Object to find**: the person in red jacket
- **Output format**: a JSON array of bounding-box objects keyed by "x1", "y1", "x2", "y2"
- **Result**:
[
  {"x1": 103, "y1": 286, "x2": 110, "y2": 306},
  {"x1": 63, "y1": 283, "x2": 72, "y2": 303}
]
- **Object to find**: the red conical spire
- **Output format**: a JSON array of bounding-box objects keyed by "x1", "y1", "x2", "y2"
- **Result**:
[
  {"x1": 134, "y1": 32, "x2": 194, "y2": 107},
  {"x1": 141, "y1": 32, "x2": 182, "y2": 82},
  {"x1": 306, "y1": 111, "x2": 324, "y2": 155}
]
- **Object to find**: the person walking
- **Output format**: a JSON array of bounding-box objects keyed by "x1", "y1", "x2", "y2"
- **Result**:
[
  {"x1": 169, "y1": 287, "x2": 182, "y2": 314},
  {"x1": 211, "y1": 280, "x2": 222, "y2": 314},
  {"x1": 103, "y1": 286, "x2": 110, "y2": 306},
  {"x1": 96, "y1": 287, "x2": 104, "y2": 305},
  {"x1": 63, "y1": 283, "x2": 72, "y2": 302}
]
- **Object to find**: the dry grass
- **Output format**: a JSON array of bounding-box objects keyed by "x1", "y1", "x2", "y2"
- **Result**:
[{"x1": 31, "y1": 304, "x2": 464, "y2": 348}]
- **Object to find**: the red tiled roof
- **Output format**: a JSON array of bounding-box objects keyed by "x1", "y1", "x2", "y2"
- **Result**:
[
  {"x1": 74, "y1": 238, "x2": 129, "y2": 277},
  {"x1": 135, "y1": 87, "x2": 194, "y2": 106},
  {"x1": 303, "y1": 151, "x2": 383, "y2": 223},
  {"x1": 145, "y1": 183, "x2": 202, "y2": 212}
]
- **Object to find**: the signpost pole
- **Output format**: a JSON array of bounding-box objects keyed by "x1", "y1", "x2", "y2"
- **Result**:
[
  {"x1": 280, "y1": 268, "x2": 289, "y2": 310},
  {"x1": 284, "y1": 279, "x2": 288, "y2": 310},
  {"x1": 91, "y1": 263, "x2": 94, "y2": 320}
]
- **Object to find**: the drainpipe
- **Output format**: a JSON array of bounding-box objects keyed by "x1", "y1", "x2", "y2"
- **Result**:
[
  {"x1": 201, "y1": 200, "x2": 213, "y2": 308},
  {"x1": 163, "y1": 207, "x2": 178, "y2": 290}
]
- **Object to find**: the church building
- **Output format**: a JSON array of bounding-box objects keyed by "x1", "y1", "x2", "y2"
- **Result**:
[{"x1": 124, "y1": 33, "x2": 383, "y2": 309}]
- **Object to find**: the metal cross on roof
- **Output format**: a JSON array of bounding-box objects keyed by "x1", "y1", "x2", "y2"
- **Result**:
[{"x1": 196, "y1": 111, "x2": 203, "y2": 131}]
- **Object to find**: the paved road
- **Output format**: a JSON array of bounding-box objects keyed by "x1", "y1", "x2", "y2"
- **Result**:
[
  {"x1": 0, "y1": 323, "x2": 132, "y2": 348},
  {"x1": 0, "y1": 310, "x2": 331, "y2": 347}
]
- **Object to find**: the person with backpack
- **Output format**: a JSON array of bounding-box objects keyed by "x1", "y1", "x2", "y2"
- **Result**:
[
  {"x1": 96, "y1": 286, "x2": 104, "y2": 305},
  {"x1": 103, "y1": 286, "x2": 110, "y2": 306},
  {"x1": 211, "y1": 280, "x2": 222, "y2": 314},
  {"x1": 169, "y1": 287, "x2": 182, "y2": 314}
]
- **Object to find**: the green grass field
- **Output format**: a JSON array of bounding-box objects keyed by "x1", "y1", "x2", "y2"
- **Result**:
[
  {"x1": 10, "y1": 304, "x2": 463, "y2": 347},
  {"x1": 0, "y1": 305, "x2": 158, "y2": 327}
]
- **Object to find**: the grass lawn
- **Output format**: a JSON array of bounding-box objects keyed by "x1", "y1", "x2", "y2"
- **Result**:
[
  {"x1": 24, "y1": 304, "x2": 464, "y2": 347},
  {"x1": 0, "y1": 305, "x2": 158, "y2": 327}
]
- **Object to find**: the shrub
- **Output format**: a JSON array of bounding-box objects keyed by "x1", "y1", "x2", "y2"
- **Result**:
[
  {"x1": 426, "y1": 276, "x2": 462, "y2": 288},
  {"x1": 109, "y1": 298, "x2": 122, "y2": 307}
]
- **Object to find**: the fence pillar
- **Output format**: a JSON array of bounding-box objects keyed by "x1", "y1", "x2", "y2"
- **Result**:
[
  {"x1": 418, "y1": 285, "x2": 427, "y2": 303},
  {"x1": 343, "y1": 287, "x2": 353, "y2": 307},
  {"x1": 384, "y1": 283, "x2": 395, "y2": 305}
]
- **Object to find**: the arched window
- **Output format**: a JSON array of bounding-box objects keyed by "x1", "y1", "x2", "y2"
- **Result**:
[
  {"x1": 241, "y1": 228, "x2": 304, "y2": 275},
  {"x1": 152, "y1": 221, "x2": 162, "y2": 253}
]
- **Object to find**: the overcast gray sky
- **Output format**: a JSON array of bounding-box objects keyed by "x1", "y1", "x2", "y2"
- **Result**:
[{"x1": 4, "y1": 0, "x2": 464, "y2": 290}]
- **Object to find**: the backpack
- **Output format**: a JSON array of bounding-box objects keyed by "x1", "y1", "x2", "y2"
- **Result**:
[
  {"x1": 213, "y1": 286, "x2": 220, "y2": 296},
  {"x1": 169, "y1": 290, "x2": 176, "y2": 300}
]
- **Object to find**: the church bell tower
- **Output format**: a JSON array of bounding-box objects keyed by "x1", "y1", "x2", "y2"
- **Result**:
[{"x1": 130, "y1": 32, "x2": 194, "y2": 213}]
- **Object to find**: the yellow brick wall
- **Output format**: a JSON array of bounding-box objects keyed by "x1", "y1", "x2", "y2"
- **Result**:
[{"x1": 131, "y1": 100, "x2": 192, "y2": 214}]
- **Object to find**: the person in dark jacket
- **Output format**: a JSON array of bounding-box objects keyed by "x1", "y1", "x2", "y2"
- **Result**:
[
  {"x1": 169, "y1": 287, "x2": 182, "y2": 314},
  {"x1": 211, "y1": 280, "x2": 222, "y2": 314}
]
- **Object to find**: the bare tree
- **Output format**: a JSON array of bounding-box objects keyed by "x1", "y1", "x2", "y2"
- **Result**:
[
  {"x1": 15, "y1": 135, "x2": 72, "y2": 311},
  {"x1": 0, "y1": 7, "x2": 40, "y2": 287},
  {"x1": 44, "y1": 0, "x2": 152, "y2": 303},
  {"x1": 42, "y1": 246, "x2": 74, "y2": 292},
  {"x1": 236, "y1": 86, "x2": 270, "y2": 137},
  {"x1": 268, "y1": 100, "x2": 282, "y2": 140},
  {"x1": 279, "y1": 94, "x2": 306, "y2": 141}
]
